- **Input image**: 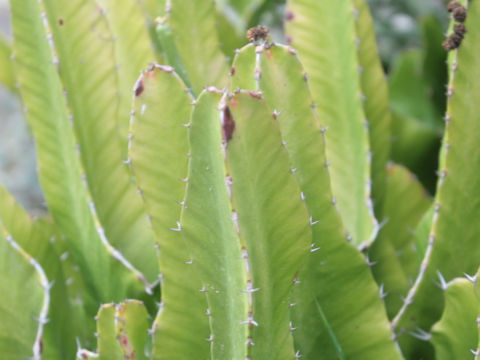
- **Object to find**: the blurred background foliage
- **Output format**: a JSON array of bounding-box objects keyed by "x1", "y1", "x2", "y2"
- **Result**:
[{"x1": 0, "y1": 0, "x2": 449, "y2": 211}]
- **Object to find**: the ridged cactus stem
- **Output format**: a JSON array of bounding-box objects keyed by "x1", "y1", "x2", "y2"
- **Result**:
[
  {"x1": 225, "y1": 91, "x2": 311, "y2": 359},
  {"x1": 219, "y1": 91, "x2": 255, "y2": 357},
  {"x1": 178, "y1": 88, "x2": 248, "y2": 359},
  {"x1": 155, "y1": 0, "x2": 194, "y2": 94},
  {"x1": 0, "y1": 35, "x2": 16, "y2": 93},
  {"x1": 391, "y1": 1, "x2": 480, "y2": 358},
  {"x1": 38, "y1": 0, "x2": 155, "y2": 296},
  {"x1": 41, "y1": 0, "x2": 159, "y2": 284},
  {"x1": 351, "y1": 0, "x2": 392, "y2": 219},
  {"x1": 76, "y1": 300, "x2": 149, "y2": 359},
  {"x1": 390, "y1": 0, "x2": 470, "y2": 335},
  {"x1": 10, "y1": 0, "x2": 150, "y2": 306},
  {"x1": 128, "y1": 64, "x2": 211, "y2": 359},
  {"x1": 285, "y1": 0, "x2": 379, "y2": 246},
  {"x1": 430, "y1": 276, "x2": 480, "y2": 359},
  {"x1": 231, "y1": 38, "x2": 402, "y2": 359},
  {"x1": 475, "y1": 318, "x2": 480, "y2": 360},
  {"x1": 2, "y1": 230, "x2": 50, "y2": 360}
]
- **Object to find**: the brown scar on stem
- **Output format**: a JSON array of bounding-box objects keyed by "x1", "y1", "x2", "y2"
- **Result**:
[
  {"x1": 146, "y1": 69, "x2": 157, "y2": 79},
  {"x1": 134, "y1": 79, "x2": 144, "y2": 97},
  {"x1": 248, "y1": 91, "x2": 262, "y2": 99},
  {"x1": 223, "y1": 107, "x2": 235, "y2": 143},
  {"x1": 58, "y1": 19, "x2": 64, "y2": 26},
  {"x1": 286, "y1": 11, "x2": 295, "y2": 21},
  {"x1": 230, "y1": 66, "x2": 236, "y2": 76}
]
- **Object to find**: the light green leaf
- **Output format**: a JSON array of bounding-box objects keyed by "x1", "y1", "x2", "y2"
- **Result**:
[
  {"x1": 96, "y1": 304, "x2": 124, "y2": 360},
  {"x1": 0, "y1": 230, "x2": 49, "y2": 360},
  {"x1": 352, "y1": 0, "x2": 392, "y2": 217},
  {"x1": 155, "y1": 21, "x2": 193, "y2": 90},
  {"x1": 231, "y1": 43, "x2": 401, "y2": 360},
  {"x1": 285, "y1": 0, "x2": 377, "y2": 246},
  {"x1": 216, "y1": 9, "x2": 245, "y2": 62},
  {"x1": 129, "y1": 65, "x2": 210, "y2": 359},
  {"x1": 137, "y1": 0, "x2": 167, "y2": 59},
  {"x1": 390, "y1": 50, "x2": 441, "y2": 128},
  {"x1": 369, "y1": 164, "x2": 432, "y2": 319},
  {"x1": 114, "y1": 301, "x2": 150, "y2": 360},
  {"x1": 182, "y1": 90, "x2": 247, "y2": 359},
  {"x1": 138, "y1": 0, "x2": 166, "y2": 19},
  {"x1": 95, "y1": 0, "x2": 158, "y2": 156},
  {"x1": 421, "y1": 16, "x2": 448, "y2": 117},
  {"x1": 42, "y1": 0, "x2": 158, "y2": 283},
  {"x1": 226, "y1": 92, "x2": 311, "y2": 359},
  {"x1": 0, "y1": 186, "x2": 89, "y2": 358},
  {"x1": 225, "y1": 0, "x2": 263, "y2": 17},
  {"x1": 414, "y1": 205, "x2": 435, "y2": 266},
  {"x1": 78, "y1": 300, "x2": 150, "y2": 359},
  {"x1": 390, "y1": 109, "x2": 441, "y2": 192},
  {"x1": 168, "y1": 0, "x2": 229, "y2": 94},
  {"x1": 11, "y1": 0, "x2": 138, "y2": 304},
  {"x1": 392, "y1": 1, "x2": 480, "y2": 357},
  {"x1": 0, "y1": 34, "x2": 16, "y2": 93},
  {"x1": 431, "y1": 278, "x2": 480, "y2": 360}
]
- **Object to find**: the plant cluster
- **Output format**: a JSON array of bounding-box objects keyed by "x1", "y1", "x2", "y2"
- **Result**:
[{"x1": 0, "y1": 0, "x2": 479, "y2": 359}]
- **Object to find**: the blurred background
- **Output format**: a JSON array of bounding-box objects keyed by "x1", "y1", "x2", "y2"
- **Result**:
[{"x1": 0, "y1": 0, "x2": 449, "y2": 213}]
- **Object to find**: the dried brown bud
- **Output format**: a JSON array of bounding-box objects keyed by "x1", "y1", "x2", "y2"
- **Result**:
[
  {"x1": 442, "y1": 38, "x2": 456, "y2": 51},
  {"x1": 447, "y1": 1, "x2": 462, "y2": 12},
  {"x1": 246, "y1": 26, "x2": 270, "y2": 43},
  {"x1": 450, "y1": 33, "x2": 463, "y2": 47},
  {"x1": 453, "y1": 6, "x2": 467, "y2": 22},
  {"x1": 454, "y1": 24, "x2": 467, "y2": 37},
  {"x1": 442, "y1": 33, "x2": 463, "y2": 51}
]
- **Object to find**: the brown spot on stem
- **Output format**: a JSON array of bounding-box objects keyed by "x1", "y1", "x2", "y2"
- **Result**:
[
  {"x1": 146, "y1": 69, "x2": 157, "y2": 79},
  {"x1": 230, "y1": 95, "x2": 238, "y2": 108},
  {"x1": 230, "y1": 66, "x2": 236, "y2": 76},
  {"x1": 121, "y1": 335, "x2": 128, "y2": 346},
  {"x1": 58, "y1": 18, "x2": 64, "y2": 26},
  {"x1": 134, "y1": 80, "x2": 144, "y2": 97},
  {"x1": 286, "y1": 11, "x2": 295, "y2": 21},
  {"x1": 223, "y1": 107, "x2": 235, "y2": 143},
  {"x1": 248, "y1": 91, "x2": 262, "y2": 99}
]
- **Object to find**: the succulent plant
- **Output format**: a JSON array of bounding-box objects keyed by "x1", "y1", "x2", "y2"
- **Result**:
[{"x1": 0, "y1": 0, "x2": 479, "y2": 359}]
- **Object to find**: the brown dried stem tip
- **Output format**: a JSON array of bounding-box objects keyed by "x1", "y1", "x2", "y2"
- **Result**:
[
  {"x1": 452, "y1": 6, "x2": 467, "y2": 22},
  {"x1": 447, "y1": 1, "x2": 462, "y2": 12},
  {"x1": 443, "y1": 33, "x2": 463, "y2": 51},
  {"x1": 246, "y1": 26, "x2": 270, "y2": 43},
  {"x1": 454, "y1": 24, "x2": 467, "y2": 37}
]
